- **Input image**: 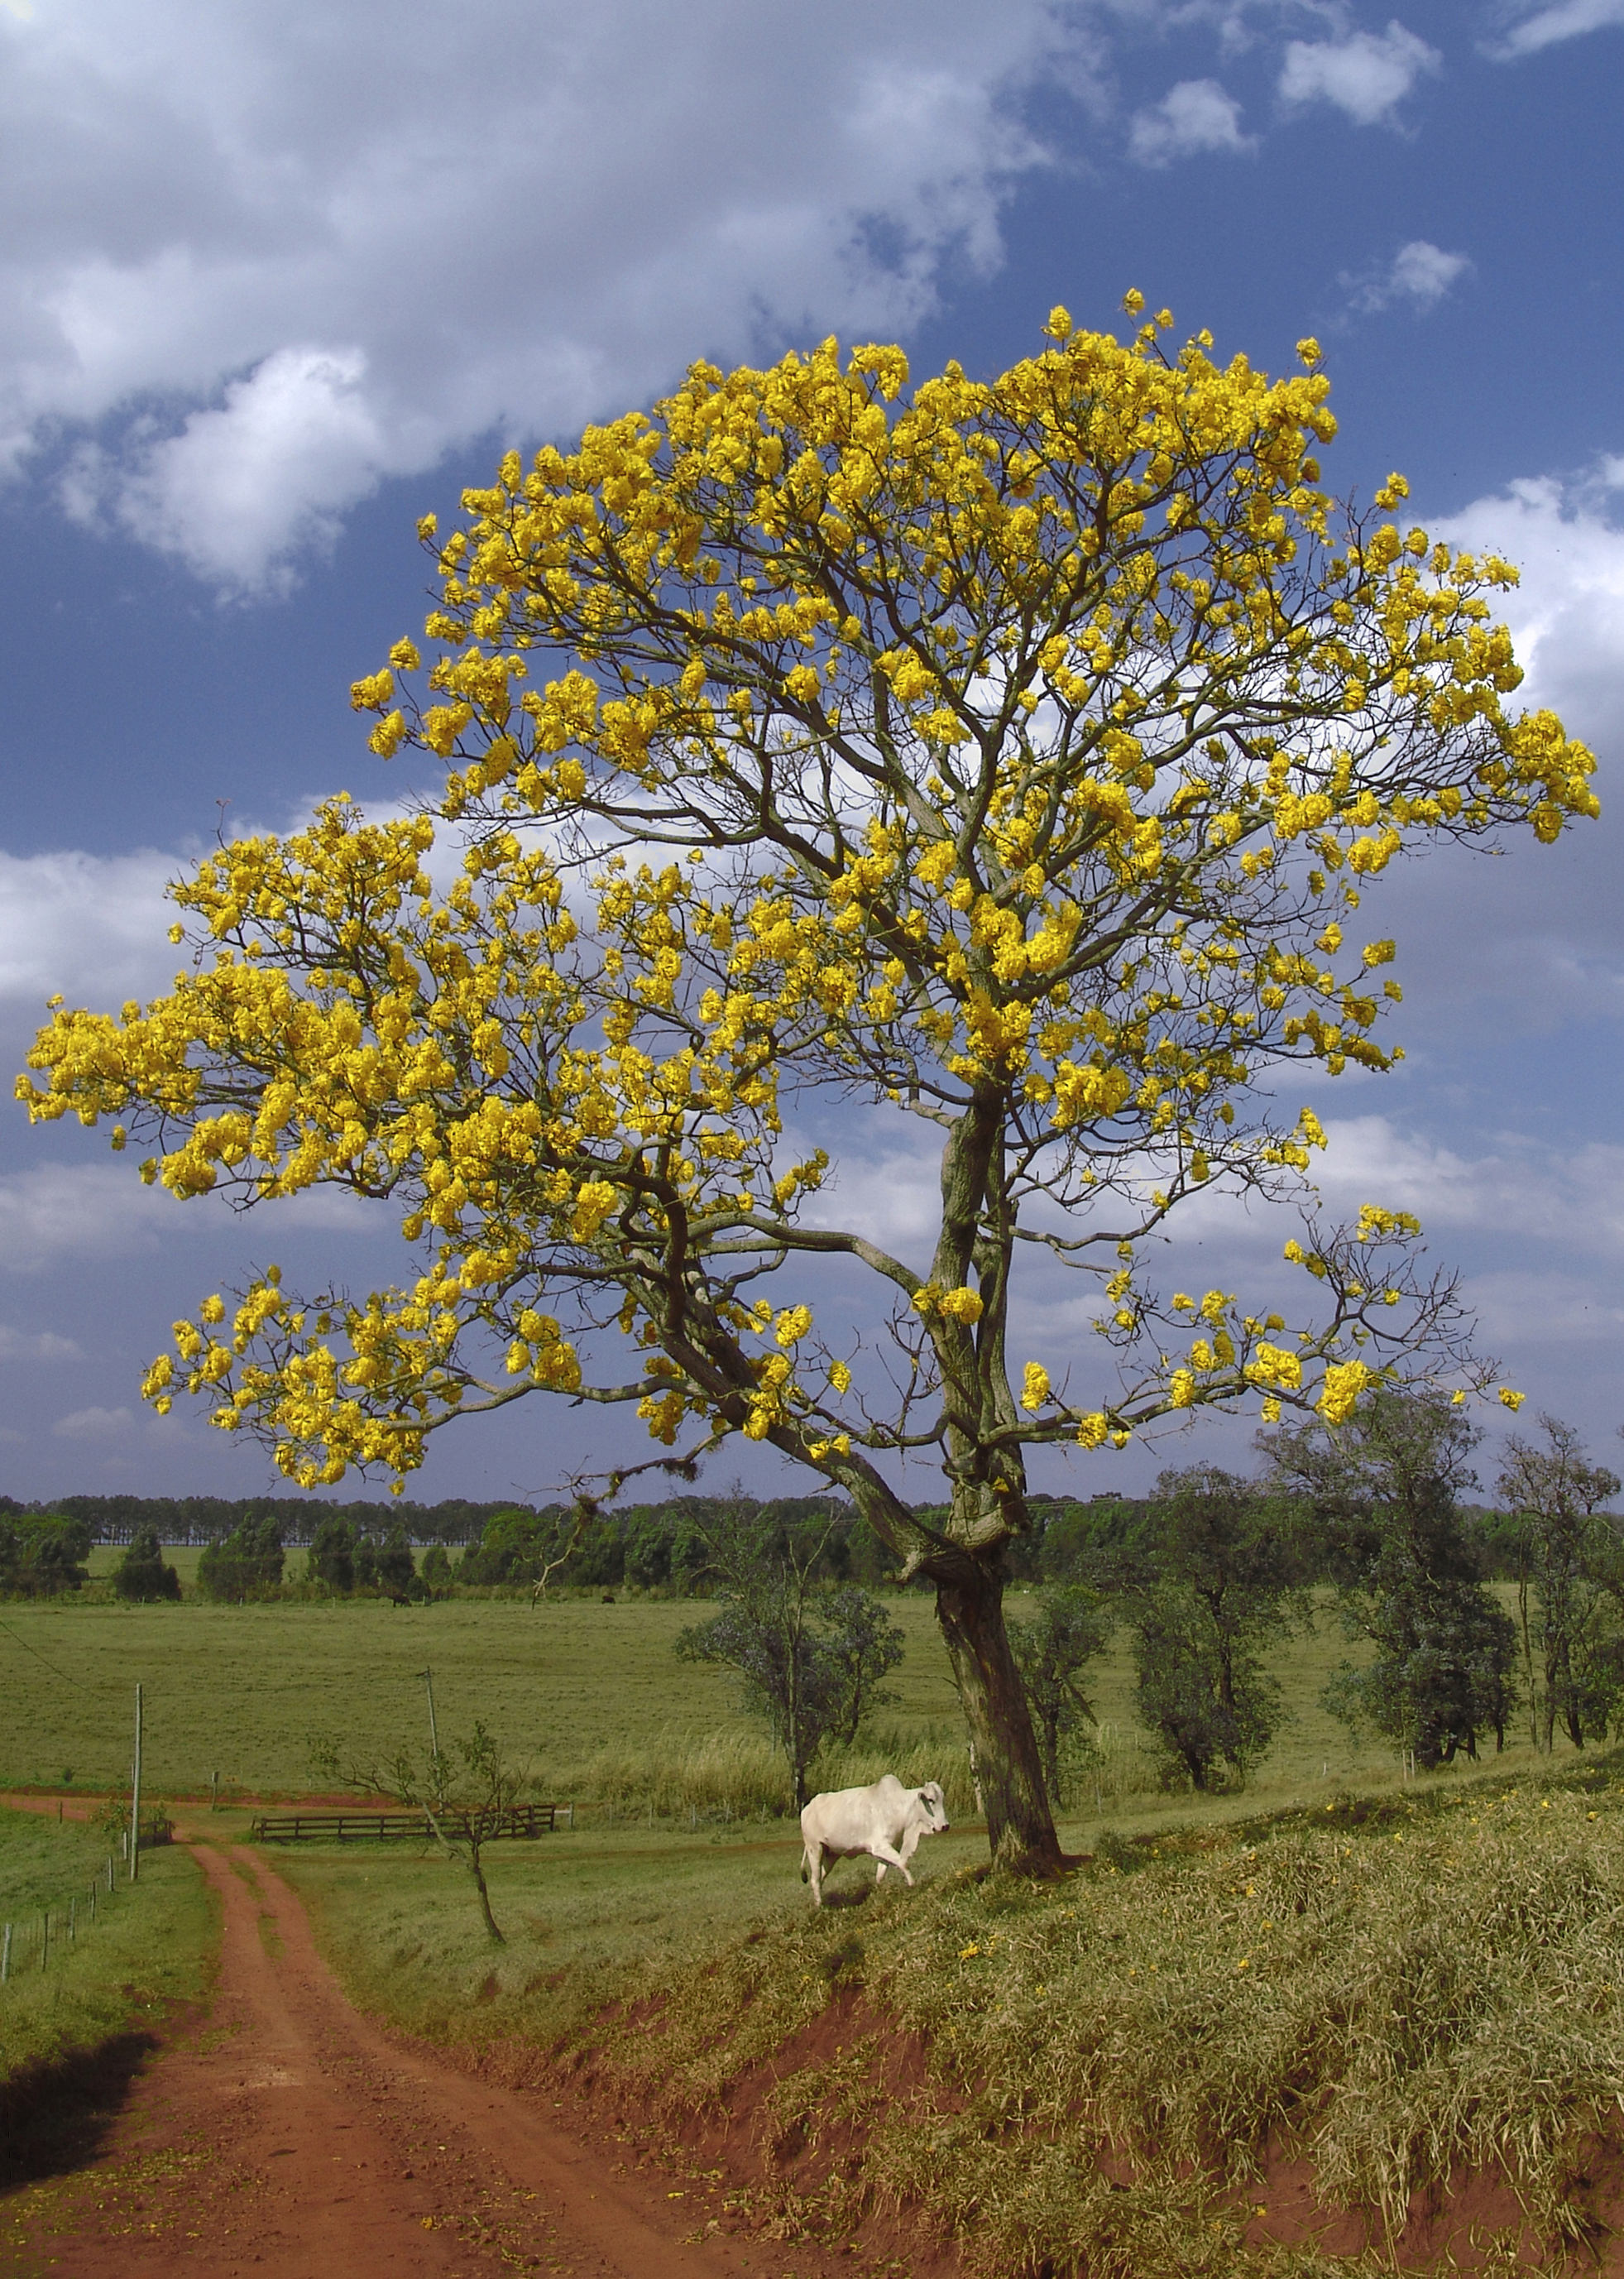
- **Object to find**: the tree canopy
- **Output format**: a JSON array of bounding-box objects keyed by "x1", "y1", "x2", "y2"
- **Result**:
[
  {"x1": 1268, "y1": 1392, "x2": 1519, "y2": 1766},
  {"x1": 18, "y1": 305, "x2": 1593, "y2": 1861}
]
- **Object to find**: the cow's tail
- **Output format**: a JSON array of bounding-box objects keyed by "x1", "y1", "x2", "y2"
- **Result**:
[{"x1": 799, "y1": 1859, "x2": 809, "y2": 1883}]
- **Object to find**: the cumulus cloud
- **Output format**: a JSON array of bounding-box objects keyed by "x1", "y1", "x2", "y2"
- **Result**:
[
  {"x1": 0, "y1": 0, "x2": 1086, "y2": 593},
  {"x1": 1344, "y1": 238, "x2": 1471, "y2": 314},
  {"x1": 51, "y1": 1404, "x2": 137, "y2": 1440},
  {"x1": 1278, "y1": 20, "x2": 1440, "y2": 124},
  {"x1": 1305, "y1": 460, "x2": 1624, "y2": 1048},
  {"x1": 1306, "y1": 1116, "x2": 1624, "y2": 1255},
  {"x1": 69, "y1": 347, "x2": 390, "y2": 591},
  {"x1": 0, "y1": 1324, "x2": 82, "y2": 1361},
  {"x1": 1128, "y1": 79, "x2": 1255, "y2": 166},
  {"x1": 0, "y1": 844, "x2": 180, "y2": 1011},
  {"x1": 0, "y1": 1160, "x2": 390, "y2": 1273},
  {"x1": 1430, "y1": 464, "x2": 1624, "y2": 737},
  {"x1": 1492, "y1": 0, "x2": 1624, "y2": 55}
]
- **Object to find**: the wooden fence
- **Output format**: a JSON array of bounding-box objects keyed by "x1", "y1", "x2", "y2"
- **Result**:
[{"x1": 248, "y1": 1802, "x2": 570, "y2": 1843}]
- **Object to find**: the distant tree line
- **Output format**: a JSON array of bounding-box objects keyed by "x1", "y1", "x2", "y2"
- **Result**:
[
  {"x1": 0, "y1": 1492, "x2": 549, "y2": 1547},
  {"x1": 10, "y1": 1406, "x2": 1622, "y2": 1822}
]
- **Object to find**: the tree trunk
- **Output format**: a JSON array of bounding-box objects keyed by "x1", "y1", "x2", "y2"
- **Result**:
[
  {"x1": 934, "y1": 1560, "x2": 1065, "y2": 1872},
  {"x1": 467, "y1": 1841, "x2": 505, "y2": 1944},
  {"x1": 1517, "y1": 1572, "x2": 1537, "y2": 1750}
]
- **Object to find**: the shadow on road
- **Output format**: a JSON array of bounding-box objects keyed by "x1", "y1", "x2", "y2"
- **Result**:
[{"x1": 0, "y1": 2032, "x2": 159, "y2": 2189}]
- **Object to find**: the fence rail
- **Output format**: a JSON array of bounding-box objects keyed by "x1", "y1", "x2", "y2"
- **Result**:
[{"x1": 248, "y1": 1802, "x2": 570, "y2": 1843}]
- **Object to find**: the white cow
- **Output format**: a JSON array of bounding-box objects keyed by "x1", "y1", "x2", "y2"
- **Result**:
[{"x1": 798, "y1": 1774, "x2": 949, "y2": 1907}]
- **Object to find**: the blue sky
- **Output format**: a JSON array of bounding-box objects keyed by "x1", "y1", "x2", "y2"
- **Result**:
[{"x1": 0, "y1": 0, "x2": 1620, "y2": 1508}]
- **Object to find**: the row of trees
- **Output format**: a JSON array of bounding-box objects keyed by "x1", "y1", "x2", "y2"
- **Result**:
[
  {"x1": 659, "y1": 1403, "x2": 1621, "y2": 1815},
  {"x1": 0, "y1": 1491, "x2": 540, "y2": 1547},
  {"x1": 1008, "y1": 1397, "x2": 1622, "y2": 1802},
  {"x1": 194, "y1": 1514, "x2": 434, "y2": 1601}
]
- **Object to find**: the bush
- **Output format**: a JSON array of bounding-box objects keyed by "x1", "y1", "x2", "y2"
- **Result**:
[
  {"x1": 112, "y1": 1525, "x2": 181, "y2": 1602},
  {"x1": 305, "y1": 1514, "x2": 354, "y2": 1592},
  {"x1": 0, "y1": 1514, "x2": 91, "y2": 1597},
  {"x1": 198, "y1": 1516, "x2": 285, "y2": 1601}
]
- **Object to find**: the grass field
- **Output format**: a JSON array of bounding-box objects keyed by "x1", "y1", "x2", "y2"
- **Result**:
[
  {"x1": 0, "y1": 1592, "x2": 961, "y2": 1802},
  {"x1": 0, "y1": 1807, "x2": 213, "y2": 2100},
  {"x1": 0, "y1": 1577, "x2": 1562, "y2": 1821},
  {"x1": 7, "y1": 1571, "x2": 1623, "y2": 2274}
]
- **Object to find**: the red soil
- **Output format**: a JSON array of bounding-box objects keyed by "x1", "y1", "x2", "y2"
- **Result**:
[{"x1": 3, "y1": 1832, "x2": 919, "y2": 2277}]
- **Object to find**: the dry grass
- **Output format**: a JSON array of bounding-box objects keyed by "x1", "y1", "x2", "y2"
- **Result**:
[{"x1": 539, "y1": 1720, "x2": 978, "y2": 1822}]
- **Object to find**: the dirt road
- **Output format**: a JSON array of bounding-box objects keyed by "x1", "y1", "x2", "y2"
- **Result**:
[{"x1": 7, "y1": 1836, "x2": 890, "y2": 2278}]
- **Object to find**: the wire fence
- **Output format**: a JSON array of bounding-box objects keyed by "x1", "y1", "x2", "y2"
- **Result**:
[{"x1": 1, "y1": 1812, "x2": 173, "y2": 1987}]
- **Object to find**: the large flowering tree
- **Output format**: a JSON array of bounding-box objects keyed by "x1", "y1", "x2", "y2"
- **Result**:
[{"x1": 22, "y1": 301, "x2": 1595, "y2": 1865}]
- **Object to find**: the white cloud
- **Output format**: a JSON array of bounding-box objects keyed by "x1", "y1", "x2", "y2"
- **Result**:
[
  {"x1": 1430, "y1": 466, "x2": 1624, "y2": 738},
  {"x1": 0, "y1": 844, "x2": 179, "y2": 1010},
  {"x1": 0, "y1": 0, "x2": 1085, "y2": 593},
  {"x1": 0, "y1": 1160, "x2": 390, "y2": 1273},
  {"x1": 0, "y1": 1324, "x2": 81, "y2": 1360},
  {"x1": 1306, "y1": 1116, "x2": 1624, "y2": 1256},
  {"x1": 51, "y1": 1403, "x2": 136, "y2": 1440},
  {"x1": 1311, "y1": 461, "x2": 1624, "y2": 1047},
  {"x1": 1128, "y1": 79, "x2": 1255, "y2": 166},
  {"x1": 1492, "y1": 0, "x2": 1624, "y2": 55},
  {"x1": 1278, "y1": 21, "x2": 1440, "y2": 124},
  {"x1": 72, "y1": 346, "x2": 389, "y2": 592},
  {"x1": 1345, "y1": 238, "x2": 1471, "y2": 314}
]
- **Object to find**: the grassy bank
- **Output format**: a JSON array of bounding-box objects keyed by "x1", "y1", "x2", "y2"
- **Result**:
[
  {"x1": 0, "y1": 1808, "x2": 213, "y2": 2112},
  {"x1": 274, "y1": 1756, "x2": 1624, "y2": 2275}
]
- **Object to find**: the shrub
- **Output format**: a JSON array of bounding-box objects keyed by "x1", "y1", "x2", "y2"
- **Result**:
[
  {"x1": 112, "y1": 1525, "x2": 181, "y2": 1602},
  {"x1": 198, "y1": 1515, "x2": 285, "y2": 1601}
]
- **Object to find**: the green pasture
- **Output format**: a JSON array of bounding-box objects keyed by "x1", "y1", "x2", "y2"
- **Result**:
[
  {"x1": 0, "y1": 1807, "x2": 212, "y2": 2099},
  {"x1": 82, "y1": 1543, "x2": 208, "y2": 1589},
  {"x1": 0, "y1": 1580, "x2": 1559, "y2": 1816}
]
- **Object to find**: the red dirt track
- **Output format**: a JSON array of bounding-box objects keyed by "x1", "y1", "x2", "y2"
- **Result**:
[{"x1": 7, "y1": 1833, "x2": 897, "y2": 2277}]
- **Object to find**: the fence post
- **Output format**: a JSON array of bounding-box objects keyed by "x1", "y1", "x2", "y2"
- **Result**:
[
  {"x1": 41, "y1": 1911, "x2": 48, "y2": 1972},
  {"x1": 69, "y1": 1897, "x2": 76, "y2": 1945},
  {"x1": 2, "y1": 1923, "x2": 10, "y2": 1983},
  {"x1": 89, "y1": 1881, "x2": 97, "y2": 1925},
  {"x1": 130, "y1": 1682, "x2": 143, "y2": 1886}
]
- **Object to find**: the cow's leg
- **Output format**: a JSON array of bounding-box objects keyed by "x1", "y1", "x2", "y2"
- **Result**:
[
  {"x1": 805, "y1": 1842, "x2": 826, "y2": 1907},
  {"x1": 868, "y1": 1840, "x2": 913, "y2": 1887}
]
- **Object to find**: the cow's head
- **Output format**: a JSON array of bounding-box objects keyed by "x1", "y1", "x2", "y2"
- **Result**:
[{"x1": 914, "y1": 1781, "x2": 950, "y2": 1833}]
